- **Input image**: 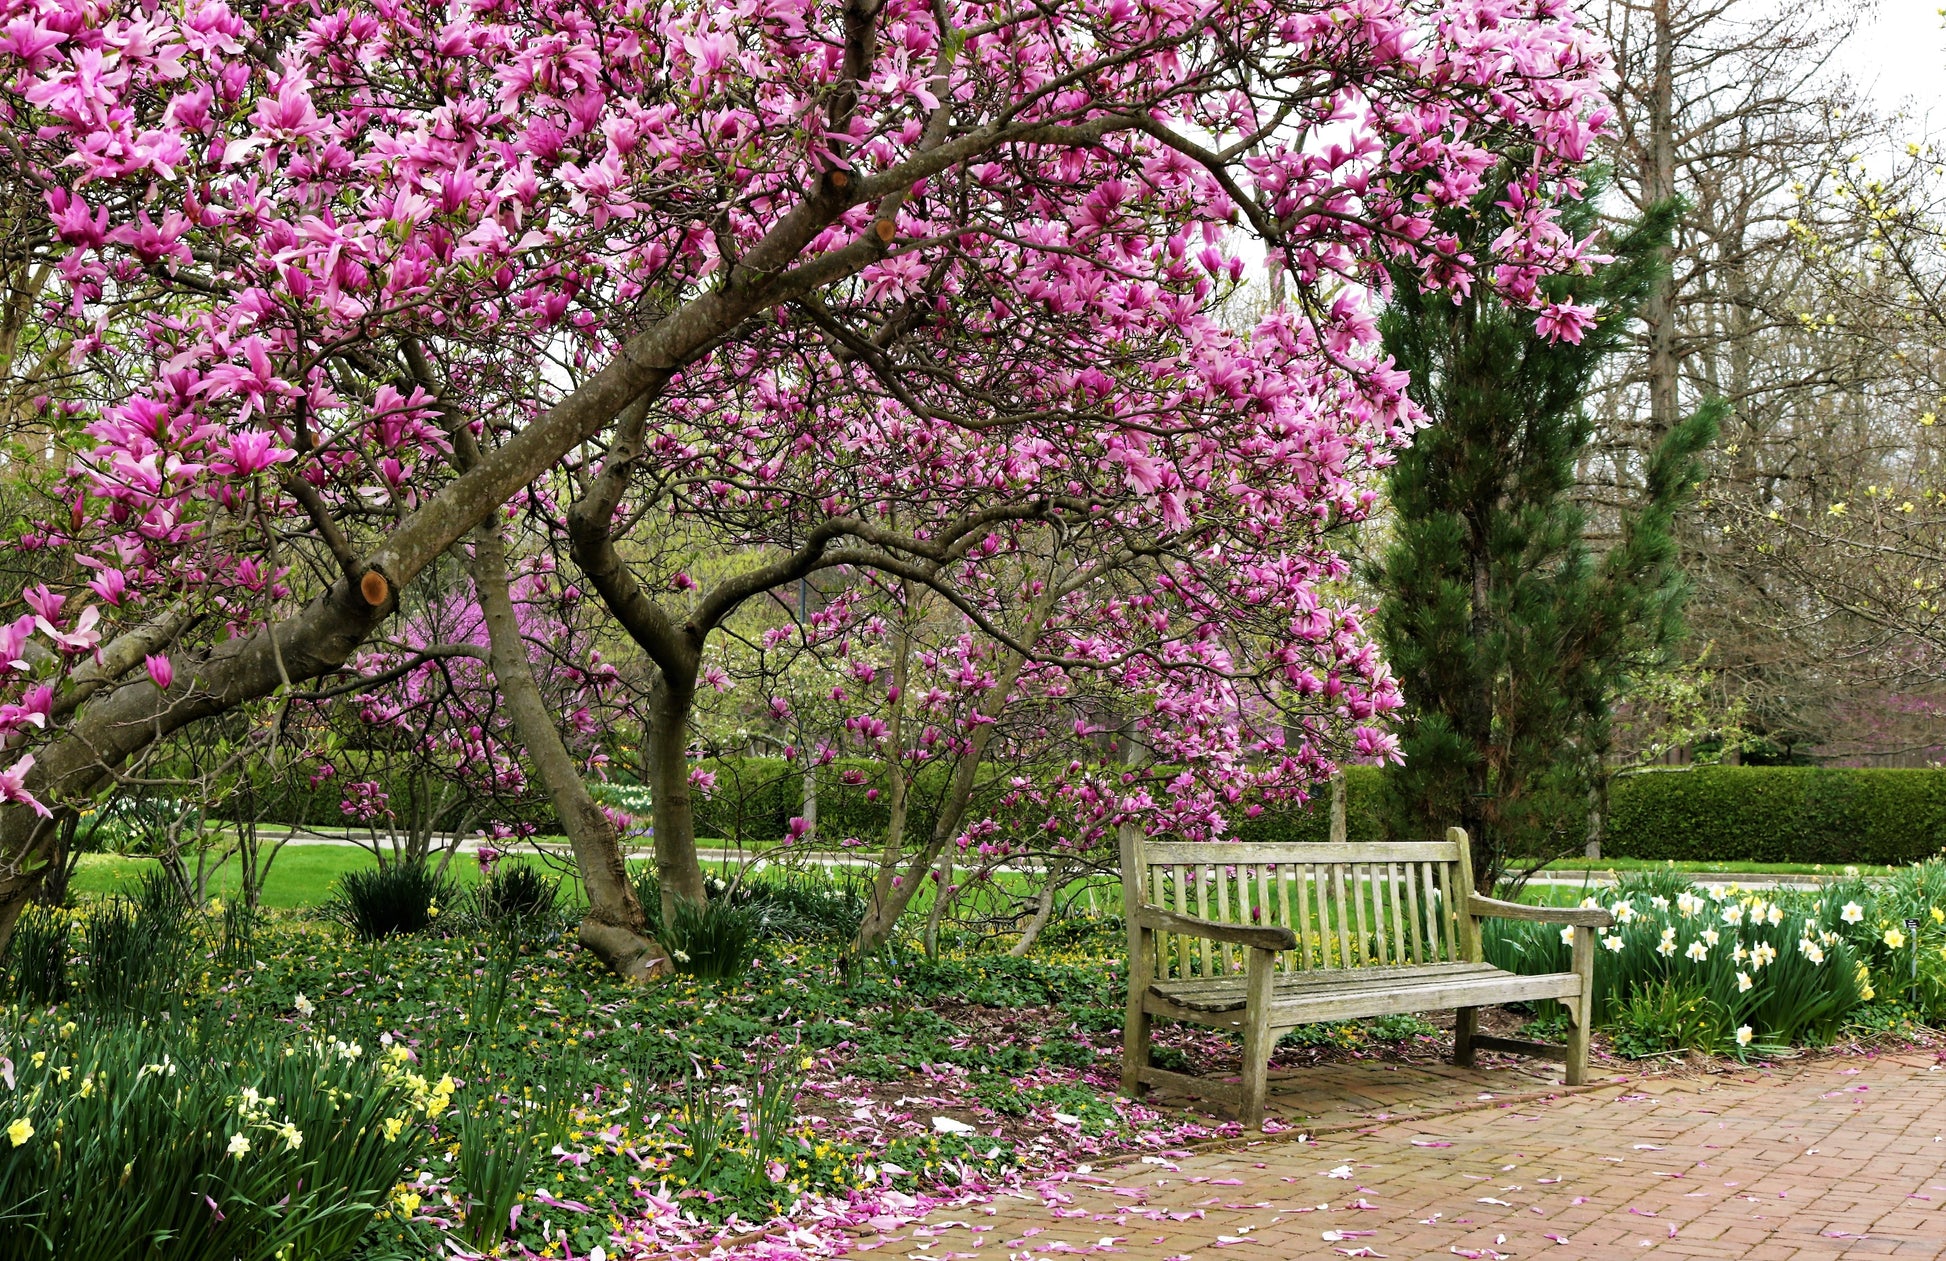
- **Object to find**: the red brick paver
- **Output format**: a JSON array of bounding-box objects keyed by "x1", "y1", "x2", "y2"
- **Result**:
[{"x1": 853, "y1": 1051, "x2": 1946, "y2": 1260}]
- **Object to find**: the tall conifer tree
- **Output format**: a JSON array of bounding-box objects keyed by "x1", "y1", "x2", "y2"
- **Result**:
[{"x1": 1375, "y1": 191, "x2": 1719, "y2": 891}]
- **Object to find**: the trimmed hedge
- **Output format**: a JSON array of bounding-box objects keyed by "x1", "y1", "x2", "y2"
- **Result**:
[
  {"x1": 1602, "y1": 767, "x2": 1946, "y2": 866},
  {"x1": 1237, "y1": 766, "x2": 1946, "y2": 866}
]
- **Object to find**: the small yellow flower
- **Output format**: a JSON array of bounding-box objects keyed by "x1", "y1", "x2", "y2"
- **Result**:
[
  {"x1": 1884, "y1": 927, "x2": 1907, "y2": 949},
  {"x1": 383, "y1": 1117, "x2": 407, "y2": 1141},
  {"x1": 6, "y1": 1118, "x2": 33, "y2": 1147}
]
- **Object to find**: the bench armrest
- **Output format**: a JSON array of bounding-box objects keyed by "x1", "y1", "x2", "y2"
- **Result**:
[
  {"x1": 1134, "y1": 905, "x2": 1297, "y2": 952},
  {"x1": 1466, "y1": 894, "x2": 1614, "y2": 929}
]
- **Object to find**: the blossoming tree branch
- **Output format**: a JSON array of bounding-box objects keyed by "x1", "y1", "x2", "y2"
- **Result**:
[{"x1": 0, "y1": 0, "x2": 1610, "y2": 971}]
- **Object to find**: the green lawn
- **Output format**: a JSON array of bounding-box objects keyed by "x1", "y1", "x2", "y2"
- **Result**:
[
  {"x1": 1535, "y1": 856, "x2": 1895, "y2": 877},
  {"x1": 67, "y1": 846, "x2": 541, "y2": 909}
]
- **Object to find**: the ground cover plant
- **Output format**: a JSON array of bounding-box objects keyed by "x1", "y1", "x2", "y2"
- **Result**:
[{"x1": 6, "y1": 855, "x2": 1945, "y2": 1259}]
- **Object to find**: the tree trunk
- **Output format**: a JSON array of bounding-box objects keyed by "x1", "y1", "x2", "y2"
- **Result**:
[
  {"x1": 471, "y1": 526, "x2": 670, "y2": 982},
  {"x1": 644, "y1": 672, "x2": 707, "y2": 919},
  {"x1": 1642, "y1": 0, "x2": 1679, "y2": 438}
]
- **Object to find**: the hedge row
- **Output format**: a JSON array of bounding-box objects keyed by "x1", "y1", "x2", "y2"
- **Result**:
[
  {"x1": 1235, "y1": 766, "x2": 1946, "y2": 866},
  {"x1": 1602, "y1": 767, "x2": 1946, "y2": 866},
  {"x1": 646, "y1": 763, "x2": 1946, "y2": 864}
]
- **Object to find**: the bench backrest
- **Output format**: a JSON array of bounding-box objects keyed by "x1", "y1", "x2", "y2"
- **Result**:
[{"x1": 1121, "y1": 829, "x2": 1481, "y2": 980}]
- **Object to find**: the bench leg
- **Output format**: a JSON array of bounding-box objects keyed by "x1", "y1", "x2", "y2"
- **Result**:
[
  {"x1": 1453, "y1": 1007, "x2": 1479, "y2": 1067},
  {"x1": 1565, "y1": 925, "x2": 1595, "y2": 1086},
  {"x1": 1121, "y1": 998, "x2": 1152, "y2": 1098},
  {"x1": 1238, "y1": 947, "x2": 1276, "y2": 1129},
  {"x1": 1564, "y1": 999, "x2": 1589, "y2": 1086}
]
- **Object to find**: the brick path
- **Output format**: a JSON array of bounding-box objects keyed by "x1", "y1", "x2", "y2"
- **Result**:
[{"x1": 854, "y1": 1050, "x2": 1946, "y2": 1260}]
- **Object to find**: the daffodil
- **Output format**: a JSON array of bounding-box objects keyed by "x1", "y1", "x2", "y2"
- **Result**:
[
  {"x1": 1603, "y1": 935, "x2": 1625, "y2": 953},
  {"x1": 1801, "y1": 939, "x2": 1825, "y2": 964},
  {"x1": 1559, "y1": 926, "x2": 1574, "y2": 945},
  {"x1": 1737, "y1": 971, "x2": 1753, "y2": 993},
  {"x1": 1685, "y1": 940, "x2": 1709, "y2": 962},
  {"x1": 227, "y1": 1133, "x2": 251, "y2": 1160},
  {"x1": 1736, "y1": 1026, "x2": 1754, "y2": 1047},
  {"x1": 1841, "y1": 902, "x2": 1864, "y2": 924},
  {"x1": 6, "y1": 1118, "x2": 33, "y2": 1147},
  {"x1": 1884, "y1": 927, "x2": 1907, "y2": 949}
]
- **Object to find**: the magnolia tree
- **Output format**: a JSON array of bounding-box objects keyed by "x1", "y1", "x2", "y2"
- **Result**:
[{"x1": 0, "y1": 0, "x2": 1611, "y2": 973}]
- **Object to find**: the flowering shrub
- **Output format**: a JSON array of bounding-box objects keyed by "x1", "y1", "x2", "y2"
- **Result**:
[{"x1": 1487, "y1": 877, "x2": 1876, "y2": 1056}]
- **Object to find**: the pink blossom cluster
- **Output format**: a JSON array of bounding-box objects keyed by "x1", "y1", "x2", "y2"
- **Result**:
[{"x1": 0, "y1": 0, "x2": 1610, "y2": 824}]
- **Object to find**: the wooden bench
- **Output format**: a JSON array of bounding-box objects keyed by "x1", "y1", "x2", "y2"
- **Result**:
[{"x1": 1118, "y1": 825, "x2": 1613, "y2": 1127}]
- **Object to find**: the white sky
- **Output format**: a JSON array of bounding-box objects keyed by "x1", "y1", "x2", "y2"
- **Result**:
[{"x1": 1841, "y1": 0, "x2": 1946, "y2": 119}]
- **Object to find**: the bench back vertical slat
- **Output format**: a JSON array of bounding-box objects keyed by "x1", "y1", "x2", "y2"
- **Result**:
[
  {"x1": 1435, "y1": 858, "x2": 1461, "y2": 963},
  {"x1": 1215, "y1": 864, "x2": 1237, "y2": 976},
  {"x1": 1450, "y1": 826, "x2": 1483, "y2": 963},
  {"x1": 1256, "y1": 864, "x2": 1277, "y2": 970},
  {"x1": 1403, "y1": 860, "x2": 1425, "y2": 964},
  {"x1": 1393, "y1": 856, "x2": 1408, "y2": 965}
]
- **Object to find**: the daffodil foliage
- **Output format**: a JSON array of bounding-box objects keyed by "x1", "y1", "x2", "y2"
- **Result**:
[{"x1": 0, "y1": 0, "x2": 1611, "y2": 927}]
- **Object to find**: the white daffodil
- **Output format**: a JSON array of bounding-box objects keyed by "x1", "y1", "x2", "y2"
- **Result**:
[
  {"x1": 1841, "y1": 902, "x2": 1864, "y2": 924},
  {"x1": 1685, "y1": 940, "x2": 1709, "y2": 962},
  {"x1": 1737, "y1": 971, "x2": 1753, "y2": 993}
]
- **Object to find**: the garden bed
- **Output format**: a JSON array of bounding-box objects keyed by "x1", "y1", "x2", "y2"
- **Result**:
[{"x1": 3, "y1": 859, "x2": 1945, "y2": 1259}]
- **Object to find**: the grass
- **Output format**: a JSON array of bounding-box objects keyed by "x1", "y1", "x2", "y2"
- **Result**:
[
  {"x1": 1536, "y1": 857, "x2": 1899, "y2": 877},
  {"x1": 66, "y1": 848, "x2": 550, "y2": 909}
]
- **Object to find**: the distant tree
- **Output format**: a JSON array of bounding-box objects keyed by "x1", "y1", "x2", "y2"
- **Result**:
[{"x1": 1375, "y1": 194, "x2": 1719, "y2": 891}]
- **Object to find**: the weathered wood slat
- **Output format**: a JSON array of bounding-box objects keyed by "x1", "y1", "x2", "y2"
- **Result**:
[
  {"x1": 1213, "y1": 863, "x2": 1233, "y2": 975},
  {"x1": 1143, "y1": 841, "x2": 1463, "y2": 865},
  {"x1": 1135, "y1": 1063, "x2": 1244, "y2": 1103},
  {"x1": 1152, "y1": 960, "x2": 1500, "y2": 999},
  {"x1": 1154, "y1": 864, "x2": 1173, "y2": 979},
  {"x1": 1351, "y1": 861, "x2": 1372, "y2": 966},
  {"x1": 1331, "y1": 863, "x2": 1351, "y2": 969},
  {"x1": 1166, "y1": 863, "x2": 1185, "y2": 978},
  {"x1": 1387, "y1": 862, "x2": 1406, "y2": 967},
  {"x1": 1469, "y1": 1034, "x2": 1569, "y2": 1063},
  {"x1": 1194, "y1": 862, "x2": 1214, "y2": 978},
  {"x1": 1256, "y1": 864, "x2": 1277, "y2": 971},
  {"x1": 1403, "y1": 861, "x2": 1425, "y2": 965},
  {"x1": 1145, "y1": 970, "x2": 1580, "y2": 1025}
]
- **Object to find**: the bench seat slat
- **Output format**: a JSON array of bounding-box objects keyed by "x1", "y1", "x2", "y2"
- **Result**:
[{"x1": 1148, "y1": 965, "x2": 1581, "y2": 1020}]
